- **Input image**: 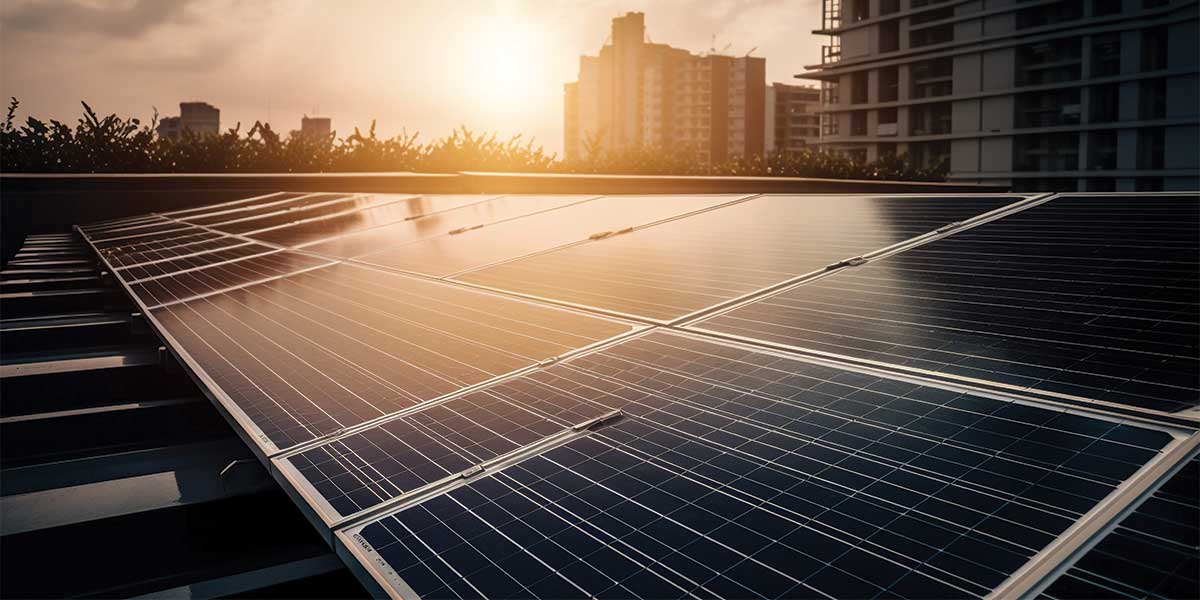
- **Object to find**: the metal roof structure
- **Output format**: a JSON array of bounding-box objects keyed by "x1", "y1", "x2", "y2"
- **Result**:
[{"x1": 3, "y1": 190, "x2": 1197, "y2": 599}]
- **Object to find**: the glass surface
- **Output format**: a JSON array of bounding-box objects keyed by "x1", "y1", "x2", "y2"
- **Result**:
[
  {"x1": 303, "y1": 195, "x2": 592, "y2": 258},
  {"x1": 455, "y1": 195, "x2": 1023, "y2": 321},
  {"x1": 131, "y1": 251, "x2": 332, "y2": 307},
  {"x1": 1040, "y1": 457, "x2": 1198, "y2": 599},
  {"x1": 696, "y1": 195, "x2": 1200, "y2": 412},
  {"x1": 212, "y1": 193, "x2": 409, "y2": 235},
  {"x1": 102, "y1": 232, "x2": 230, "y2": 267},
  {"x1": 79, "y1": 215, "x2": 168, "y2": 235},
  {"x1": 88, "y1": 222, "x2": 195, "y2": 243},
  {"x1": 354, "y1": 331, "x2": 1170, "y2": 600},
  {"x1": 91, "y1": 226, "x2": 210, "y2": 251},
  {"x1": 249, "y1": 194, "x2": 497, "y2": 247},
  {"x1": 288, "y1": 378, "x2": 610, "y2": 517},
  {"x1": 183, "y1": 192, "x2": 353, "y2": 226},
  {"x1": 120, "y1": 243, "x2": 277, "y2": 281},
  {"x1": 149, "y1": 262, "x2": 631, "y2": 450},
  {"x1": 362, "y1": 194, "x2": 743, "y2": 277},
  {"x1": 162, "y1": 191, "x2": 304, "y2": 220}
]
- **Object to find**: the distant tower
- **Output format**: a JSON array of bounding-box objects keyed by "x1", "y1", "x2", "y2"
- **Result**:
[{"x1": 156, "y1": 102, "x2": 220, "y2": 139}]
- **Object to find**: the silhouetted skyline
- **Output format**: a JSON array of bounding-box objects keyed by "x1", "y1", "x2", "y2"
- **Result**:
[{"x1": 0, "y1": 0, "x2": 823, "y2": 156}]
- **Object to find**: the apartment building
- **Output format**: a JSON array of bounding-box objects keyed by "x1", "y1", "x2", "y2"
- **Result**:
[
  {"x1": 765, "y1": 83, "x2": 823, "y2": 153},
  {"x1": 156, "y1": 102, "x2": 220, "y2": 140},
  {"x1": 564, "y1": 12, "x2": 766, "y2": 163},
  {"x1": 802, "y1": 0, "x2": 1199, "y2": 190}
]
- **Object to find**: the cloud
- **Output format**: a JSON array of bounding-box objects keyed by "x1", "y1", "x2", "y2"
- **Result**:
[{"x1": 2, "y1": 0, "x2": 196, "y2": 37}]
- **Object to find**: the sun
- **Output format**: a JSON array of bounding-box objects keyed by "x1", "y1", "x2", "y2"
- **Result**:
[{"x1": 467, "y1": 16, "x2": 542, "y2": 111}]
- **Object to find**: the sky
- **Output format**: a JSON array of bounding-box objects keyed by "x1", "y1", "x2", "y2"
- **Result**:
[{"x1": 0, "y1": 0, "x2": 823, "y2": 157}]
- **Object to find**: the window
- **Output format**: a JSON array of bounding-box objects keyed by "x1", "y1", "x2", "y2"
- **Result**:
[
  {"x1": 1137, "y1": 127, "x2": 1165, "y2": 169},
  {"x1": 909, "y1": 140, "x2": 950, "y2": 169},
  {"x1": 850, "y1": 72, "x2": 869, "y2": 104},
  {"x1": 879, "y1": 66, "x2": 899, "y2": 102},
  {"x1": 910, "y1": 102, "x2": 952, "y2": 135},
  {"x1": 1015, "y1": 89, "x2": 1081, "y2": 128},
  {"x1": 1140, "y1": 78, "x2": 1167, "y2": 119},
  {"x1": 1087, "y1": 130, "x2": 1118, "y2": 170},
  {"x1": 1090, "y1": 33, "x2": 1121, "y2": 77},
  {"x1": 1141, "y1": 27, "x2": 1168, "y2": 71},
  {"x1": 880, "y1": 0, "x2": 900, "y2": 14},
  {"x1": 880, "y1": 20, "x2": 900, "y2": 53},
  {"x1": 1089, "y1": 84, "x2": 1120, "y2": 123},
  {"x1": 911, "y1": 24, "x2": 954, "y2": 48},
  {"x1": 1016, "y1": 0, "x2": 1082, "y2": 29},
  {"x1": 911, "y1": 57, "x2": 953, "y2": 98},
  {"x1": 1016, "y1": 38, "x2": 1082, "y2": 85},
  {"x1": 1014, "y1": 133, "x2": 1080, "y2": 171},
  {"x1": 850, "y1": 111, "x2": 868, "y2": 136}
]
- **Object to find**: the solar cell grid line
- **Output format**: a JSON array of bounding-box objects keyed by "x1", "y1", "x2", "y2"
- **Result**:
[
  {"x1": 120, "y1": 243, "x2": 280, "y2": 283},
  {"x1": 90, "y1": 225, "x2": 213, "y2": 251},
  {"x1": 145, "y1": 261, "x2": 634, "y2": 454},
  {"x1": 335, "y1": 330, "x2": 1189, "y2": 600},
  {"x1": 86, "y1": 222, "x2": 198, "y2": 244},
  {"x1": 277, "y1": 366, "x2": 623, "y2": 524},
  {"x1": 158, "y1": 191, "x2": 299, "y2": 219},
  {"x1": 452, "y1": 194, "x2": 1028, "y2": 323},
  {"x1": 100, "y1": 232, "x2": 231, "y2": 267},
  {"x1": 109, "y1": 236, "x2": 252, "y2": 270},
  {"x1": 340, "y1": 416, "x2": 1183, "y2": 600},
  {"x1": 209, "y1": 193, "x2": 407, "y2": 235},
  {"x1": 78, "y1": 212, "x2": 165, "y2": 231},
  {"x1": 131, "y1": 251, "x2": 336, "y2": 309},
  {"x1": 1038, "y1": 455, "x2": 1198, "y2": 600},
  {"x1": 78, "y1": 215, "x2": 170, "y2": 235},
  {"x1": 181, "y1": 192, "x2": 354, "y2": 226},
  {"x1": 355, "y1": 194, "x2": 750, "y2": 278},
  {"x1": 300, "y1": 194, "x2": 597, "y2": 259},
  {"x1": 248, "y1": 194, "x2": 500, "y2": 248},
  {"x1": 690, "y1": 193, "x2": 1200, "y2": 415}
]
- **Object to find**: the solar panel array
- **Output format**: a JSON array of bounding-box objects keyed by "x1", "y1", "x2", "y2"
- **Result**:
[{"x1": 77, "y1": 190, "x2": 1200, "y2": 599}]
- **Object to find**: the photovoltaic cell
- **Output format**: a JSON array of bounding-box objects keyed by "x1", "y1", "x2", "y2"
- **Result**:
[
  {"x1": 161, "y1": 191, "x2": 305, "y2": 219},
  {"x1": 248, "y1": 195, "x2": 497, "y2": 247},
  {"x1": 129, "y1": 251, "x2": 334, "y2": 307},
  {"x1": 211, "y1": 194, "x2": 408, "y2": 235},
  {"x1": 693, "y1": 194, "x2": 1200, "y2": 413},
  {"x1": 182, "y1": 192, "x2": 353, "y2": 226},
  {"x1": 1040, "y1": 457, "x2": 1198, "y2": 599},
  {"x1": 101, "y1": 232, "x2": 231, "y2": 267},
  {"x1": 149, "y1": 262, "x2": 632, "y2": 451},
  {"x1": 302, "y1": 195, "x2": 592, "y2": 258},
  {"x1": 108, "y1": 235, "x2": 249, "y2": 269},
  {"x1": 120, "y1": 243, "x2": 278, "y2": 281},
  {"x1": 285, "y1": 380, "x2": 610, "y2": 519},
  {"x1": 91, "y1": 225, "x2": 212, "y2": 251},
  {"x1": 454, "y1": 194, "x2": 1024, "y2": 321},
  {"x1": 359, "y1": 194, "x2": 744, "y2": 277},
  {"x1": 346, "y1": 331, "x2": 1176, "y2": 600}
]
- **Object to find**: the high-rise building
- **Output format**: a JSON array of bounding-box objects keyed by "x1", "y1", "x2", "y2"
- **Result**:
[
  {"x1": 292, "y1": 116, "x2": 332, "y2": 139},
  {"x1": 801, "y1": 0, "x2": 1199, "y2": 191},
  {"x1": 765, "y1": 83, "x2": 823, "y2": 153},
  {"x1": 156, "y1": 102, "x2": 220, "y2": 140},
  {"x1": 564, "y1": 12, "x2": 766, "y2": 163}
]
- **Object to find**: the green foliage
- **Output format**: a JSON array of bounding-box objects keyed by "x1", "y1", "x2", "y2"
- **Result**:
[{"x1": 0, "y1": 99, "x2": 947, "y2": 181}]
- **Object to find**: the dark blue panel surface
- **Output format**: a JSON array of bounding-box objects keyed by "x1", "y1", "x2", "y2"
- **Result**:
[{"x1": 695, "y1": 195, "x2": 1200, "y2": 413}]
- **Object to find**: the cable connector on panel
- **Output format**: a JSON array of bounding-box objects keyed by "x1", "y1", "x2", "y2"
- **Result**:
[
  {"x1": 448, "y1": 224, "x2": 484, "y2": 235},
  {"x1": 826, "y1": 256, "x2": 867, "y2": 270},
  {"x1": 537, "y1": 357, "x2": 559, "y2": 367},
  {"x1": 589, "y1": 231, "x2": 615, "y2": 240},
  {"x1": 934, "y1": 221, "x2": 963, "y2": 234},
  {"x1": 459, "y1": 464, "x2": 484, "y2": 480},
  {"x1": 571, "y1": 409, "x2": 624, "y2": 432}
]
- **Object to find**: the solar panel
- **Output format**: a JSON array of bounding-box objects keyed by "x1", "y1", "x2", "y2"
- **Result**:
[
  {"x1": 338, "y1": 331, "x2": 1185, "y2": 600},
  {"x1": 72, "y1": 190, "x2": 1199, "y2": 600},
  {"x1": 161, "y1": 191, "x2": 304, "y2": 219},
  {"x1": 453, "y1": 194, "x2": 1026, "y2": 322},
  {"x1": 690, "y1": 194, "x2": 1200, "y2": 414},
  {"x1": 358, "y1": 194, "x2": 747, "y2": 277},
  {"x1": 249, "y1": 195, "x2": 498, "y2": 248},
  {"x1": 301, "y1": 195, "x2": 594, "y2": 258},
  {"x1": 1040, "y1": 456, "x2": 1198, "y2": 599},
  {"x1": 182, "y1": 192, "x2": 355, "y2": 226},
  {"x1": 148, "y1": 262, "x2": 634, "y2": 453}
]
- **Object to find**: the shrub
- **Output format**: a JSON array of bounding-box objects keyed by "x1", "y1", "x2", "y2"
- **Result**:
[{"x1": 0, "y1": 99, "x2": 947, "y2": 181}]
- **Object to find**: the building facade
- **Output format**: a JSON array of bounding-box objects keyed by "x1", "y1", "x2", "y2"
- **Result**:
[
  {"x1": 802, "y1": 0, "x2": 1199, "y2": 191},
  {"x1": 765, "y1": 83, "x2": 823, "y2": 153},
  {"x1": 564, "y1": 12, "x2": 766, "y2": 163},
  {"x1": 293, "y1": 116, "x2": 332, "y2": 139},
  {"x1": 156, "y1": 102, "x2": 220, "y2": 140}
]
